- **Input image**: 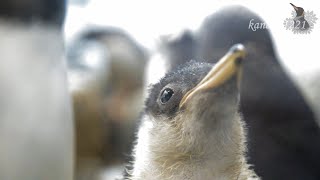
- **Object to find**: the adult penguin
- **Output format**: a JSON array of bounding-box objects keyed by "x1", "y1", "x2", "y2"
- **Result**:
[
  {"x1": 0, "y1": 0, "x2": 73, "y2": 180},
  {"x1": 67, "y1": 26, "x2": 148, "y2": 180},
  {"x1": 196, "y1": 5, "x2": 320, "y2": 180}
]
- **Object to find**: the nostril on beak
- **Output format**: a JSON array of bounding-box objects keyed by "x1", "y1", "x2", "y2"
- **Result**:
[
  {"x1": 228, "y1": 44, "x2": 246, "y2": 66},
  {"x1": 235, "y1": 57, "x2": 243, "y2": 66}
]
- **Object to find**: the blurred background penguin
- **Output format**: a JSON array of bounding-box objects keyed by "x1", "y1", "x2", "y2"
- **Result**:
[
  {"x1": 67, "y1": 26, "x2": 148, "y2": 179},
  {"x1": 0, "y1": 0, "x2": 73, "y2": 180}
]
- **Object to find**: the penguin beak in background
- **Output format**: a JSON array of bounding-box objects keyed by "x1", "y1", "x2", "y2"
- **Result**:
[
  {"x1": 290, "y1": 3, "x2": 299, "y2": 12},
  {"x1": 179, "y1": 44, "x2": 246, "y2": 109}
]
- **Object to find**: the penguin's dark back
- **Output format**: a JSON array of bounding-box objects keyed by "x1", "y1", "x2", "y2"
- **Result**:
[
  {"x1": 197, "y1": 5, "x2": 320, "y2": 180},
  {"x1": 240, "y1": 49, "x2": 320, "y2": 180}
]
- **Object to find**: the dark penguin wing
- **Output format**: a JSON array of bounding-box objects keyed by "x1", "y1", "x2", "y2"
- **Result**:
[{"x1": 196, "y1": 5, "x2": 320, "y2": 180}]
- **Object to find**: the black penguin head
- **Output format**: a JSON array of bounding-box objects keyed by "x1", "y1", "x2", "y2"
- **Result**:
[
  {"x1": 145, "y1": 60, "x2": 211, "y2": 118},
  {"x1": 290, "y1": 3, "x2": 305, "y2": 16},
  {"x1": 197, "y1": 5, "x2": 276, "y2": 63},
  {"x1": 145, "y1": 44, "x2": 245, "y2": 126},
  {"x1": 160, "y1": 30, "x2": 197, "y2": 70}
]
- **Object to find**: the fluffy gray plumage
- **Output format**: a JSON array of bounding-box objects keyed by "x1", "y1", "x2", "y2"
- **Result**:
[{"x1": 125, "y1": 61, "x2": 258, "y2": 180}]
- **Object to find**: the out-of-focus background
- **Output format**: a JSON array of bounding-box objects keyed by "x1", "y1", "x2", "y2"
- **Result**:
[{"x1": 64, "y1": 0, "x2": 320, "y2": 179}]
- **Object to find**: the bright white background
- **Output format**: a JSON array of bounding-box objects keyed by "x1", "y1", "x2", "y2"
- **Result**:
[{"x1": 64, "y1": 0, "x2": 320, "y2": 76}]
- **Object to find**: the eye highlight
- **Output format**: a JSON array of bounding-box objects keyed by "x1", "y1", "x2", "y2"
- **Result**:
[{"x1": 160, "y1": 88, "x2": 174, "y2": 104}]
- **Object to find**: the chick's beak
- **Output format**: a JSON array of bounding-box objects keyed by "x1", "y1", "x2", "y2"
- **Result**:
[{"x1": 179, "y1": 44, "x2": 246, "y2": 109}]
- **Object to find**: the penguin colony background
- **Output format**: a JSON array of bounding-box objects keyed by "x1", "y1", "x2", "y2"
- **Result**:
[{"x1": 0, "y1": 0, "x2": 320, "y2": 180}]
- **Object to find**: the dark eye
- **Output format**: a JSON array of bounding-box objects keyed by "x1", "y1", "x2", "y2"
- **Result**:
[{"x1": 160, "y1": 88, "x2": 174, "y2": 104}]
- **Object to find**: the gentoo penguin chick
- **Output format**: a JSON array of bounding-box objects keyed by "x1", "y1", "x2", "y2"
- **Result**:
[{"x1": 126, "y1": 44, "x2": 259, "y2": 180}]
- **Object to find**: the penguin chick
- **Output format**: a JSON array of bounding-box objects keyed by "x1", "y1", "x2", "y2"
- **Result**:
[{"x1": 126, "y1": 44, "x2": 259, "y2": 180}]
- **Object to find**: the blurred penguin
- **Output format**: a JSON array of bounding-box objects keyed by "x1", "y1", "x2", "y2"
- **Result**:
[
  {"x1": 144, "y1": 31, "x2": 198, "y2": 95},
  {"x1": 297, "y1": 70, "x2": 320, "y2": 124},
  {"x1": 67, "y1": 26, "x2": 148, "y2": 179},
  {"x1": 0, "y1": 0, "x2": 73, "y2": 180},
  {"x1": 196, "y1": 5, "x2": 320, "y2": 180}
]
